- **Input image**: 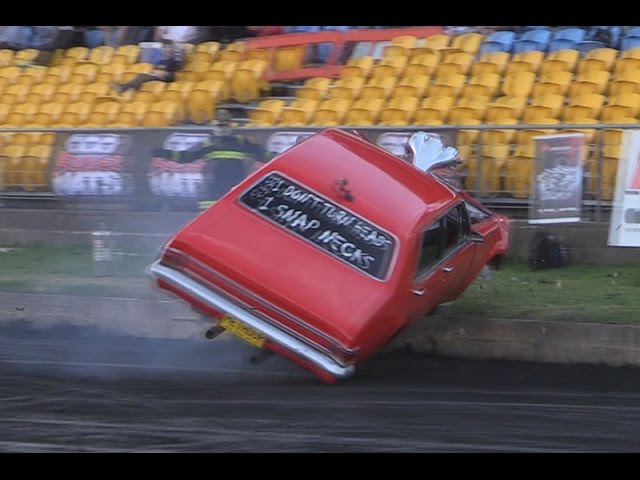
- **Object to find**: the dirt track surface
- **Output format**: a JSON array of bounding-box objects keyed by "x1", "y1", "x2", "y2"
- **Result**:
[{"x1": 2, "y1": 321, "x2": 640, "y2": 452}]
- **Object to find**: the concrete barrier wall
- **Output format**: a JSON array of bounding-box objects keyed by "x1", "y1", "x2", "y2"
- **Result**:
[{"x1": 1, "y1": 208, "x2": 639, "y2": 264}]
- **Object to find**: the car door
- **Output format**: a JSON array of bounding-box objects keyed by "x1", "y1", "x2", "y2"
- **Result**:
[{"x1": 406, "y1": 203, "x2": 475, "y2": 320}]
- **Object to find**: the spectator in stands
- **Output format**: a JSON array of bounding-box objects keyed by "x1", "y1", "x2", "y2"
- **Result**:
[
  {"x1": 112, "y1": 39, "x2": 184, "y2": 94},
  {"x1": 589, "y1": 26, "x2": 613, "y2": 47},
  {"x1": 154, "y1": 26, "x2": 202, "y2": 44},
  {"x1": 247, "y1": 26, "x2": 284, "y2": 37},
  {"x1": 0, "y1": 26, "x2": 32, "y2": 49}
]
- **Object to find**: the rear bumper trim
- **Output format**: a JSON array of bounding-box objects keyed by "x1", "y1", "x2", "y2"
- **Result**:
[{"x1": 148, "y1": 261, "x2": 355, "y2": 380}]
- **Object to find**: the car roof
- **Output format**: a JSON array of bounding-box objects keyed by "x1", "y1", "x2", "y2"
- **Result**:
[{"x1": 265, "y1": 128, "x2": 459, "y2": 234}]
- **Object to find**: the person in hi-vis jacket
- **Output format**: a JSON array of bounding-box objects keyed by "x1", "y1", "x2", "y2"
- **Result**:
[{"x1": 154, "y1": 109, "x2": 268, "y2": 208}]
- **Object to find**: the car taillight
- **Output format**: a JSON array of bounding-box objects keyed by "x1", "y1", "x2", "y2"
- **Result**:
[
  {"x1": 161, "y1": 247, "x2": 187, "y2": 271},
  {"x1": 327, "y1": 344, "x2": 359, "y2": 366}
]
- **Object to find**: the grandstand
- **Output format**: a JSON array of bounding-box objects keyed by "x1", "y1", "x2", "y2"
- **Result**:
[{"x1": 0, "y1": 26, "x2": 637, "y2": 207}]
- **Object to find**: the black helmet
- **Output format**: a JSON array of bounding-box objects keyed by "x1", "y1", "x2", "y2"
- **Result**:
[
  {"x1": 214, "y1": 109, "x2": 232, "y2": 126},
  {"x1": 212, "y1": 109, "x2": 233, "y2": 136}
]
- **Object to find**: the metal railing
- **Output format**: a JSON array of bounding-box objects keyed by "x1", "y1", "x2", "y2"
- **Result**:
[{"x1": 0, "y1": 123, "x2": 637, "y2": 222}]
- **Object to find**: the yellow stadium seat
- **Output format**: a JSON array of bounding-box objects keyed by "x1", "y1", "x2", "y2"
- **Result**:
[
  {"x1": 0, "y1": 104, "x2": 10, "y2": 124},
  {"x1": 1, "y1": 145, "x2": 27, "y2": 190},
  {"x1": 0, "y1": 66, "x2": 22, "y2": 86},
  {"x1": 25, "y1": 84, "x2": 56, "y2": 104},
  {"x1": 444, "y1": 32, "x2": 484, "y2": 56},
  {"x1": 428, "y1": 72, "x2": 465, "y2": 97},
  {"x1": 63, "y1": 47, "x2": 89, "y2": 62},
  {"x1": 85, "y1": 45, "x2": 114, "y2": 65},
  {"x1": 328, "y1": 77, "x2": 366, "y2": 100},
  {"x1": 231, "y1": 69, "x2": 260, "y2": 103},
  {"x1": 195, "y1": 41, "x2": 221, "y2": 58},
  {"x1": 15, "y1": 67, "x2": 46, "y2": 86},
  {"x1": 370, "y1": 56, "x2": 409, "y2": 79},
  {"x1": 59, "y1": 102, "x2": 92, "y2": 125},
  {"x1": 309, "y1": 98, "x2": 351, "y2": 126},
  {"x1": 278, "y1": 98, "x2": 319, "y2": 126},
  {"x1": 20, "y1": 144, "x2": 52, "y2": 191},
  {"x1": 112, "y1": 44, "x2": 140, "y2": 64},
  {"x1": 31, "y1": 102, "x2": 64, "y2": 125},
  {"x1": 606, "y1": 93, "x2": 640, "y2": 117},
  {"x1": 462, "y1": 72, "x2": 501, "y2": 98},
  {"x1": 359, "y1": 76, "x2": 397, "y2": 100},
  {"x1": 608, "y1": 71, "x2": 640, "y2": 96},
  {"x1": 417, "y1": 34, "x2": 450, "y2": 53},
  {"x1": 296, "y1": 77, "x2": 332, "y2": 101},
  {"x1": 435, "y1": 51, "x2": 474, "y2": 77},
  {"x1": 187, "y1": 89, "x2": 216, "y2": 124},
  {"x1": 614, "y1": 56, "x2": 640, "y2": 76},
  {"x1": 501, "y1": 72, "x2": 535, "y2": 98},
  {"x1": 68, "y1": 63, "x2": 99, "y2": 84},
  {"x1": 415, "y1": 95, "x2": 455, "y2": 123},
  {"x1": 0, "y1": 49, "x2": 14, "y2": 67},
  {"x1": 95, "y1": 63, "x2": 126, "y2": 84},
  {"x1": 527, "y1": 93, "x2": 565, "y2": 118},
  {"x1": 391, "y1": 35, "x2": 419, "y2": 49},
  {"x1": 143, "y1": 101, "x2": 179, "y2": 127},
  {"x1": 343, "y1": 98, "x2": 385, "y2": 126},
  {"x1": 403, "y1": 52, "x2": 439, "y2": 78},
  {"x1": 79, "y1": 83, "x2": 110, "y2": 104},
  {"x1": 6, "y1": 103, "x2": 37, "y2": 125},
  {"x1": 339, "y1": 56, "x2": 375, "y2": 80},
  {"x1": 505, "y1": 50, "x2": 544, "y2": 76},
  {"x1": 274, "y1": 46, "x2": 305, "y2": 71},
  {"x1": 40, "y1": 65, "x2": 71, "y2": 86},
  {"x1": 471, "y1": 51, "x2": 511, "y2": 76},
  {"x1": 87, "y1": 101, "x2": 121, "y2": 124},
  {"x1": 585, "y1": 47, "x2": 618, "y2": 70},
  {"x1": 569, "y1": 70, "x2": 610, "y2": 96},
  {"x1": 120, "y1": 62, "x2": 154, "y2": 83},
  {"x1": 13, "y1": 48, "x2": 40, "y2": 64},
  {"x1": 247, "y1": 99, "x2": 286, "y2": 126},
  {"x1": 116, "y1": 101, "x2": 148, "y2": 124},
  {"x1": 139, "y1": 80, "x2": 167, "y2": 96},
  {"x1": 392, "y1": 74, "x2": 430, "y2": 99},
  {"x1": 51, "y1": 83, "x2": 83, "y2": 104},
  {"x1": 564, "y1": 93, "x2": 605, "y2": 120},
  {"x1": 378, "y1": 96, "x2": 419, "y2": 125}
]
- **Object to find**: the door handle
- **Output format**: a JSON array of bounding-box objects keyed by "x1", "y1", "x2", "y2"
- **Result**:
[
  {"x1": 410, "y1": 288, "x2": 426, "y2": 296},
  {"x1": 442, "y1": 266, "x2": 455, "y2": 273}
]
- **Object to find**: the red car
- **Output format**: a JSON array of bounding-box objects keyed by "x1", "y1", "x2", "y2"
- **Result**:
[{"x1": 147, "y1": 129, "x2": 510, "y2": 383}]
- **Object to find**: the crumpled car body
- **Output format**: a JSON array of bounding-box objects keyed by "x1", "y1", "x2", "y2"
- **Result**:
[{"x1": 147, "y1": 129, "x2": 510, "y2": 383}]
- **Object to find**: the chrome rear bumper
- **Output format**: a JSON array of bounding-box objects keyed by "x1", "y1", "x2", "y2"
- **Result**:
[{"x1": 147, "y1": 261, "x2": 356, "y2": 380}]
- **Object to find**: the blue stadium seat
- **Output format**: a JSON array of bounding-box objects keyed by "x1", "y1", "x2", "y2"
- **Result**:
[
  {"x1": 548, "y1": 27, "x2": 586, "y2": 52},
  {"x1": 478, "y1": 30, "x2": 516, "y2": 55},
  {"x1": 513, "y1": 28, "x2": 552, "y2": 53}
]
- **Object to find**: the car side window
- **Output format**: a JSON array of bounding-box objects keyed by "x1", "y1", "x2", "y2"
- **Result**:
[
  {"x1": 416, "y1": 203, "x2": 468, "y2": 277},
  {"x1": 417, "y1": 220, "x2": 443, "y2": 273}
]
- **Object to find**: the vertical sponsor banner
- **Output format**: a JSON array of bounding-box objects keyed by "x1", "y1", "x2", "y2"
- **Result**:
[
  {"x1": 265, "y1": 131, "x2": 314, "y2": 156},
  {"x1": 51, "y1": 133, "x2": 136, "y2": 198},
  {"x1": 529, "y1": 133, "x2": 584, "y2": 224},
  {"x1": 147, "y1": 132, "x2": 210, "y2": 199},
  {"x1": 608, "y1": 130, "x2": 640, "y2": 246}
]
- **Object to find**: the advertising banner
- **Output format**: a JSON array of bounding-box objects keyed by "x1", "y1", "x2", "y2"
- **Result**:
[
  {"x1": 45, "y1": 127, "x2": 460, "y2": 211},
  {"x1": 147, "y1": 132, "x2": 210, "y2": 199},
  {"x1": 529, "y1": 133, "x2": 584, "y2": 224},
  {"x1": 51, "y1": 133, "x2": 136, "y2": 197},
  {"x1": 608, "y1": 129, "x2": 640, "y2": 247}
]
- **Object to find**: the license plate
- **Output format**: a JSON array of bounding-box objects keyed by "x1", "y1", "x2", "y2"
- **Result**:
[{"x1": 220, "y1": 315, "x2": 266, "y2": 348}]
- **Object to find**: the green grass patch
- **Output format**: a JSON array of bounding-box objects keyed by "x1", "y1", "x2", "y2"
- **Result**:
[
  {"x1": 445, "y1": 260, "x2": 640, "y2": 324},
  {"x1": 1, "y1": 246, "x2": 639, "y2": 323}
]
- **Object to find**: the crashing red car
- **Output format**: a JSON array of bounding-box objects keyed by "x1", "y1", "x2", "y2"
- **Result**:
[{"x1": 147, "y1": 129, "x2": 510, "y2": 383}]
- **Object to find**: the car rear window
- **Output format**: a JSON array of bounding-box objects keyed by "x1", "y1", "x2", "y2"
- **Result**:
[{"x1": 239, "y1": 172, "x2": 396, "y2": 280}]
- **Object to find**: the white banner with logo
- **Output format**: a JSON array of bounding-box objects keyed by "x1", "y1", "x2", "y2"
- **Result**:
[
  {"x1": 529, "y1": 133, "x2": 584, "y2": 224},
  {"x1": 608, "y1": 129, "x2": 640, "y2": 246}
]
